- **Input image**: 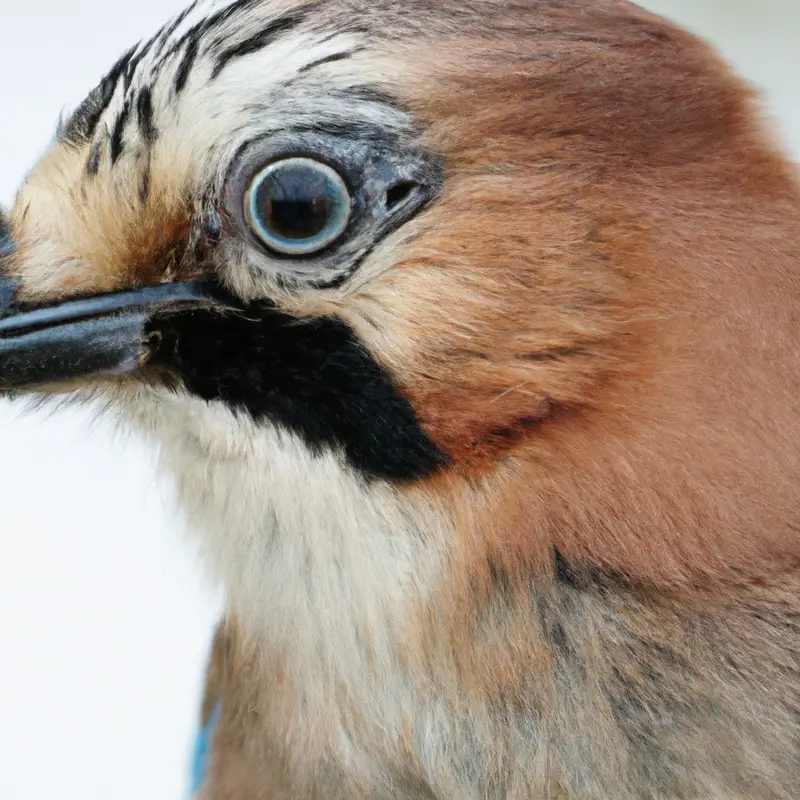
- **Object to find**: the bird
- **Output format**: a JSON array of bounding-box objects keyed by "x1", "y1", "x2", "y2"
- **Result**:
[{"x1": 0, "y1": 0, "x2": 798, "y2": 797}]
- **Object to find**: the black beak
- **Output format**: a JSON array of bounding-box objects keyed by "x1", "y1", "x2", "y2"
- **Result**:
[{"x1": 0, "y1": 278, "x2": 223, "y2": 391}]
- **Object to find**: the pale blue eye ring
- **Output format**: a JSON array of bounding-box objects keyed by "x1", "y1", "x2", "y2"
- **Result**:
[{"x1": 244, "y1": 157, "x2": 352, "y2": 256}]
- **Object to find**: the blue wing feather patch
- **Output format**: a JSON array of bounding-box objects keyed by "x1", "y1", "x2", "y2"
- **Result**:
[{"x1": 190, "y1": 703, "x2": 221, "y2": 796}]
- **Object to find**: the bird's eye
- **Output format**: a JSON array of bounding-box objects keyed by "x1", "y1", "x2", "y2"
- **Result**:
[{"x1": 244, "y1": 157, "x2": 351, "y2": 256}]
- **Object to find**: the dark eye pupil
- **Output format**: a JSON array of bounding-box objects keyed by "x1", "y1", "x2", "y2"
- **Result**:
[
  {"x1": 246, "y1": 157, "x2": 351, "y2": 255},
  {"x1": 255, "y1": 164, "x2": 334, "y2": 240}
]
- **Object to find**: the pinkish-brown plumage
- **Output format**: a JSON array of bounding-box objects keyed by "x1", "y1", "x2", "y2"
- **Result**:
[{"x1": 2, "y1": 1, "x2": 798, "y2": 797}]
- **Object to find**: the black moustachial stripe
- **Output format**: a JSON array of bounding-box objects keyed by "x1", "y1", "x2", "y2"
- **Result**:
[
  {"x1": 149, "y1": 301, "x2": 449, "y2": 482},
  {"x1": 211, "y1": 10, "x2": 309, "y2": 80}
]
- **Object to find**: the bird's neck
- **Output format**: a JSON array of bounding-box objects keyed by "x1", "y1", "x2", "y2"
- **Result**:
[{"x1": 149, "y1": 395, "x2": 444, "y2": 685}]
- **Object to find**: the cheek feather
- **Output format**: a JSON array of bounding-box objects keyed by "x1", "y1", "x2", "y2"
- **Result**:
[{"x1": 349, "y1": 176, "x2": 646, "y2": 469}]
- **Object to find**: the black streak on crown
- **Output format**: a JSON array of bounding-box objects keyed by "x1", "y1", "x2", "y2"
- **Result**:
[
  {"x1": 173, "y1": 37, "x2": 200, "y2": 94},
  {"x1": 150, "y1": 302, "x2": 449, "y2": 482},
  {"x1": 136, "y1": 87, "x2": 157, "y2": 143},
  {"x1": 211, "y1": 9, "x2": 310, "y2": 80},
  {"x1": 109, "y1": 100, "x2": 132, "y2": 164},
  {"x1": 61, "y1": 46, "x2": 137, "y2": 144}
]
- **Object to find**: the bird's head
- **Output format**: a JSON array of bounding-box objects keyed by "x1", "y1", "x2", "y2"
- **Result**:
[{"x1": 2, "y1": 0, "x2": 799, "y2": 596}]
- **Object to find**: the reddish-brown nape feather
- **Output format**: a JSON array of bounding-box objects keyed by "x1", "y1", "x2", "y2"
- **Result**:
[{"x1": 348, "y1": 1, "x2": 800, "y2": 590}]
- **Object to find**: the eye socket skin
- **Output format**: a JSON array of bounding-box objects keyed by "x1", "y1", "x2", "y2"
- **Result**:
[
  {"x1": 221, "y1": 132, "x2": 443, "y2": 286},
  {"x1": 244, "y1": 158, "x2": 352, "y2": 256}
]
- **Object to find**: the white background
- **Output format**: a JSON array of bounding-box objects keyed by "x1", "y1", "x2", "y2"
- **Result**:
[{"x1": 0, "y1": 1, "x2": 798, "y2": 798}]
